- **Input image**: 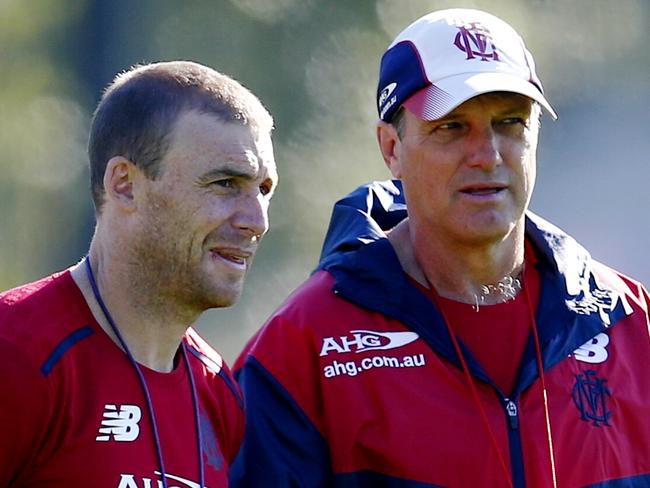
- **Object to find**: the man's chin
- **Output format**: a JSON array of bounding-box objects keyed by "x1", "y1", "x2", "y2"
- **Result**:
[
  {"x1": 458, "y1": 212, "x2": 520, "y2": 243},
  {"x1": 205, "y1": 285, "x2": 244, "y2": 309}
]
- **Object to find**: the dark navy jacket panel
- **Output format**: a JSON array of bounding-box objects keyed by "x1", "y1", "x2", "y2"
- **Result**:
[
  {"x1": 586, "y1": 473, "x2": 650, "y2": 487},
  {"x1": 335, "y1": 470, "x2": 445, "y2": 487},
  {"x1": 231, "y1": 357, "x2": 333, "y2": 487}
]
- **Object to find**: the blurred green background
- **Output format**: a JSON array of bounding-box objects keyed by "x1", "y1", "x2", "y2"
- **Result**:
[{"x1": 2, "y1": 0, "x2": 649, "y2": 363}]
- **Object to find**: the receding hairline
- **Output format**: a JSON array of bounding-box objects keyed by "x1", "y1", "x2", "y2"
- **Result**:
[
  {"x1": 87, "y1": 60, "x2": 274, "y2": 213},
  {"x1": 100, "y1": 60, "x2": 274, "y2": 131}
]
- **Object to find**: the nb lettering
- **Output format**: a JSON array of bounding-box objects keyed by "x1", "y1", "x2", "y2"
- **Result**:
[
  {"x1": 574, "y1": 333, "x2": 609, "y2": 364},
  {"x1": 96, "y1": 404, "x2": 141, "y2": 442}
]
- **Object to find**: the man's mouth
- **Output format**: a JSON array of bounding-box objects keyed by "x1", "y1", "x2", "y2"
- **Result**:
[
  {"x1": 462, "y1": 188, "x2": 503, "y2": 195},
  {"x1": 210, "y1": 248, "x2": 252, "y2": 267},
  {"x1": 460, "y1": 183, "x2": 507, "y2": 196}
]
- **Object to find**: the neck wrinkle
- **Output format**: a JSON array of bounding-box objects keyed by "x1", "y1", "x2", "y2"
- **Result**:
[{"x1": 389, "y1": 219, "x2": 526, "y2": 304}]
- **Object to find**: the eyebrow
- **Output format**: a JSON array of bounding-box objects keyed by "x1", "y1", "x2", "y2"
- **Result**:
[
  {"x1": 198, "y1": 167, "x2": 257, "y2": 183},
  {"x1": 197, "y1": 163, "x2": 274, "y2": 186}
]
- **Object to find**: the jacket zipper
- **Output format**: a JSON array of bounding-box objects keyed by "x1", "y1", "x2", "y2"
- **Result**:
[
  {"x1": 504, "y1": 397, "x2": 526, "y2": 488},
  {"x1": 505, "y1": 399, "x2": 519, "y2": 429}
]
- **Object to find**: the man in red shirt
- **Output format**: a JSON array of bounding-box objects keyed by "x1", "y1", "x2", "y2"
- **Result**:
[
  {"x1": 0, "y1": 60, "x2": 278, "y2": 487},
  {"x1": 232, "y1": 8, "x2": 650, "y2": 487}
]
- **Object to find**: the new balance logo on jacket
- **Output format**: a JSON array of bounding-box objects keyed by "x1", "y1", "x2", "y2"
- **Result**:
[{"x1": 96, "y1": 404, "x2": 141, "y2": 442}]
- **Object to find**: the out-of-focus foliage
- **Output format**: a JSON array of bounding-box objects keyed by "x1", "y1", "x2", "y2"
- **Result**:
[
  {"x1": 0, "y1": 0, "x2": 91, "y2": 286},
  {"x1": 1, "y1": 0, "x2": 649, "y2": 362}
]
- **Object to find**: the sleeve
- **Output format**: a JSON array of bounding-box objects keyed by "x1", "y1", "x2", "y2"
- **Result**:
[
  {"x1": 218, "y1": 363, "x2": 246, "y2": 465},
  {"x1": 640, "y1": 283, "x2": 650, "y2": 316},
  {"x1": 0, "y1": 339, "x2": 51, "y2": 485},
  {"x1": 229, "y1": 322, "x2": 333, "y2": 487},
  {"x1": 638, "y1": 284, "x2": 650, "y2": 332}
]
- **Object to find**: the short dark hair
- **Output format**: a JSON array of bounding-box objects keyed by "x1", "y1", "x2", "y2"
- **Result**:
[
  {"x1": 88, "y1": 60, "x2": 273, "y2": 212},
  {"x1": 390, "y1": 107, "x2": 406, "y2": 140}
]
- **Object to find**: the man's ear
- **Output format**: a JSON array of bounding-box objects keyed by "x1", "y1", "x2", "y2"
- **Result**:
[
  {"x1": 376, "y1": 121, "x2": 403, "y2": 179},
  {"x1": 102, "y1": 156, "x2": 139, "y2": 212}
]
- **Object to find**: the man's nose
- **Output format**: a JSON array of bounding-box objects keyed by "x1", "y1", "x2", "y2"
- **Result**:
[
  {"x1": 232, "y1": 190, "x2": 269, "y2": 239},
  {"x1": 465, "y1": 126, "x2": 502, "y2": 171}
]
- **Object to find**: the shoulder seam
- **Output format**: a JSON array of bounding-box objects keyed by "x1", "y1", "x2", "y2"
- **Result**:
[
  {"x1": 187, "y1": 345, "x2": 244, "y2": 410},
  {"x1": 41, "y1": 325, "x2": 94, "y2": 376}
]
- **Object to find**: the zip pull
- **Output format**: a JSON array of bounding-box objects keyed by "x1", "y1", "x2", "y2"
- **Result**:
[{"x1": 505, "y1": 399, "x2": 519, "y2": 430}]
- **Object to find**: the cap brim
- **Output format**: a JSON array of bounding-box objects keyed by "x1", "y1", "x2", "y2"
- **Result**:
[{"x1": 403, "y1": 72, "x2": 557, "y2": 121}]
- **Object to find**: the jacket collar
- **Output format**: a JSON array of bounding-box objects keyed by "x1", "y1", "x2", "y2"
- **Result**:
[{"x1": 317, "y1": 180, "x2": 634, "y2": 393}]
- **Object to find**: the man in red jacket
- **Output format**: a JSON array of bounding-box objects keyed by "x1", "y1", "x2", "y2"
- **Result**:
[
  {"x1": 232, "y1": 8, "x2": 650, "y2": 488},
  {"x1": 0, "y1": 60, "x2": 278, "y2": 487}
]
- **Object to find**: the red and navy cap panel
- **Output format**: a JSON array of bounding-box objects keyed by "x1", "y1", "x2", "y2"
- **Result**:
[{"x1": 377, "y1": 41, "x2": 429, "y2": 122}]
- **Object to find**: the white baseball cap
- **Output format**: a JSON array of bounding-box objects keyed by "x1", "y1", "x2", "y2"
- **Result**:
[{"x1": 377, "y1": 8, "x2": 557, "y2": 122}]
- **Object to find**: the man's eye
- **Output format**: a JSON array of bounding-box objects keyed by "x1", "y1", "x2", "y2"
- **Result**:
[
  {"x1": 499, "y1": 117, "x2": 525, "y2": 126},
  {"x1": 440, "y1": 122, "x2": 461, "y2": 130},
  {"x1": 213, "y1": 179, "x2": 235, "y2": 188},
  {"x1": 436, "y1": 121, "x2": 462, "y2": 131}
]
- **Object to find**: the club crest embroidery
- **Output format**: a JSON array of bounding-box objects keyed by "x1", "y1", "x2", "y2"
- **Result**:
[
  {"x1": 566, "y1": 287, "x2": 632, "y2": 326},
  {"x1": 453, "y1": 22, "x2": 500, "y2": 62},
  {"x1": 200, "y1": 411, "x2": 224, "y2": 469},
  {"x1": 572, "y1": 370, "x2": 612, "y2": 427}
]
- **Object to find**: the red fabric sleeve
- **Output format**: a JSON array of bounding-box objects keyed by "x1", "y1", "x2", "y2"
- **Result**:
[{"x1": 0, "y1": 339, "x2": 52, "y2": 485}]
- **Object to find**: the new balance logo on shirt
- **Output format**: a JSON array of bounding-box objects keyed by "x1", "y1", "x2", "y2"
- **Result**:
[{"x1": 96, "y1": 404, "x2": 142, "y2": 442}]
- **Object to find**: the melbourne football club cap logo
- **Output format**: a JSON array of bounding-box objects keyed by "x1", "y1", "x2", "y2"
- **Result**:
[{"x1": 377, "y1": 8, "x2": 557, "y2": 122}]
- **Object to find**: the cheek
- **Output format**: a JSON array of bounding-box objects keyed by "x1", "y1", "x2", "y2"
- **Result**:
[
  {"x1": 261, "y1": 200, "x2": 271, "y2": 228},
  {"x1": 517, "y1": 148, "x2": 537, "y2": 201},
  {"x1": 400, "y1": 146, "x2": 430, "y2": 182},
  {"x1": 522, "y1": 129, "x2": 539, "y2": 182},
  {"x1": 151, "y1": 199, "x2": 210, "y2": 243},
  {"x1": 197, "y1": 198, "x2": 237, "y2": 234}
]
